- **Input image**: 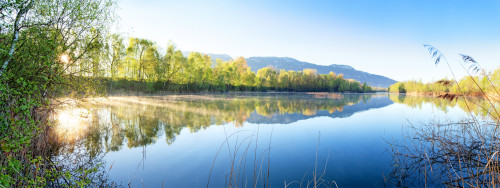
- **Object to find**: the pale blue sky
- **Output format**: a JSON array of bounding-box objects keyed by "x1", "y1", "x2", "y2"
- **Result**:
[{"x1": 117, "y1": 0, "x2": 500, "y2": 82}]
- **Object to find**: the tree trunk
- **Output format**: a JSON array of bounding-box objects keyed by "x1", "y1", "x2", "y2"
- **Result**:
[{"x1": 0, "y1": 1, "x2": 34, "y2": 77}]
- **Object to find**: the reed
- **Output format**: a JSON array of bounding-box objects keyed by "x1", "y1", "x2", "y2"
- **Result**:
[
  {"x1": 387, "y1": 46, "x2": 500, "y2": 187},
  {"x1": 284, "y1": 132, "x2": 338, "y2": 188},
  {"x1": 208, "y1": 129, "x2": 338, "y2": 188},
  {"x1": 207, "y1": 126, "x2": 271, "y2": 188}
]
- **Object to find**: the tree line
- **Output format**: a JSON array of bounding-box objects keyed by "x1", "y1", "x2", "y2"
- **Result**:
[
  {"x1": 0, "y1": 0, "x2": 371, "y2": 186},
  {"x1": 388, "y1": 68, "x2": 500, "y2": 96},
  {"x1": 87, "y1": 35, "x2": 373, "y2": 93}
]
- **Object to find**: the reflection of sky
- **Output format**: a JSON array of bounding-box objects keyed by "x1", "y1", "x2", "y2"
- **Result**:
[{"x1": 101, "y1": 95, "x2": 472, "y2": 187}]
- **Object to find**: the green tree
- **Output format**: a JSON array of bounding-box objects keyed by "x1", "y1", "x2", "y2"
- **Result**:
[
  {"x1": 126, "y1": 38, "x2": 156, "y2": 80},
  {"x1": 107, "y1": 33, "x2": 126, "y2": 79},
  {"x1": 0, "y1": 0, "x2": 116, "y2": 186}
]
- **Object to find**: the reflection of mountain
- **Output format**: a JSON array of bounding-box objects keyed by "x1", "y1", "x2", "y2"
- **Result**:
[
  {"x1": 247, "y1": 96, "x2": 393, "y2": 124},
  {"x1": 54, "y1": 93, "x2": 395, "y2": 153}
]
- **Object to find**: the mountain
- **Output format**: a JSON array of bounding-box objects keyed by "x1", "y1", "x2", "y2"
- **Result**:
[
  {"x1": 182, "y1": 51, "x2": 233, "y2": 62},
  {"x1": 185, "y1": 53, "x2": 397, "y2": 88},
  {"x1": 207, "y1": 53, "x2": 233, "y2": 62},
  {"x1": 245, "y1": 57, "x2": 396, "y2": 88}
]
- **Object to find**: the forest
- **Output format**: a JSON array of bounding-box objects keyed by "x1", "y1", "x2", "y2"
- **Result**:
[
  {"x1": 0, "y1": 0, "x2": 373, "y2": 186},
  {"x1": 0, "y1": 0, "x2": 116, "y2": 186},
  {"x1": 2, "y1": 0, "x2": 499, "y2": 187},
  {"x1": 94, "y1": 36, "x2": 373, "y2": 93}
]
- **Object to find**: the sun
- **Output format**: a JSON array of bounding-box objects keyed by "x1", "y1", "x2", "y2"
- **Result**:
[{"x1": 60, "y1": 54, "x2": 70, "y2": 64}]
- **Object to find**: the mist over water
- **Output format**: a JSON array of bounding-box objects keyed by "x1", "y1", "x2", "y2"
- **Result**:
[{"x1": 51, "y1": 93, "x2": 493, "y2": 187}]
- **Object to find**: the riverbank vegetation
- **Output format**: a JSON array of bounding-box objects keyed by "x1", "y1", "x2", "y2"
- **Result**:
[
  {"x1": 0, "y1": 0, "x2": 115, "y2": 186},
  {"x1": 388, "y1": 67, "x2": 499, "y2": 96},
  {"x1": 102, "y1": 39, "x2": 373, "y2": 93},
  {"x1": 0, "y1": 0, "x2": 377, "y2": 186},
  {"x1": 387, "y1": 46, "x2": 500, "y2": 187}
]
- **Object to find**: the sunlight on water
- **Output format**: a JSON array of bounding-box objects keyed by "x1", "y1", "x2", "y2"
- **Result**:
[
  {"x1": 54, "y1": 108, "x2": 91, "y2": 143},
  {"x1": 49, "y1": 93, "x2": 497, "y2": 187}
]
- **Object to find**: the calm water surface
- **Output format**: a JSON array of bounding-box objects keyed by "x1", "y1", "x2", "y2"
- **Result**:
[{"x1": 53, "y1": 93, "x2": 489, "y2": 187}]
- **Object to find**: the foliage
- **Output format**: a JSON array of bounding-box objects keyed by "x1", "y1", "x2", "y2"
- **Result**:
[
  {"x1": 0, "y1": 0, "x2": 370, "y2": 186},
  {"x1": 95, "y1": 36, "x2": 374, "y2": 93},
  {"x1": 387, "y1": 46, "x2": 500, "y2": 187},
  {"x1": 0, "y1": 0, "x2": 115, "y2": 186},
  {"x1": 389, "y1": 68, "x2": 500, "y2": 95},
  {"x1": 389, "y1": 45, "x2": 499, "y2": 96}
]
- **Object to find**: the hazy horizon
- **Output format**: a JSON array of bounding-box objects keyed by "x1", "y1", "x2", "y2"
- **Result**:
[{"x1": 117, "y1": 0, "x2": 500, "y2": 82}]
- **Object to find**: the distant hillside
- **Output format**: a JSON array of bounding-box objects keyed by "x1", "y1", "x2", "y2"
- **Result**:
[
  {"x1": 182, "y1": 52, "x2": 233, "y2": 62},
  {"x1": 185, "y1": 53, "x2": 397, "y2": 88},
  {"x1": 207, "y1": 53, "x2": 233, "y2": 62},
  {"x1": 245, "y1": 57, "x2": 396, "y2": 88}
]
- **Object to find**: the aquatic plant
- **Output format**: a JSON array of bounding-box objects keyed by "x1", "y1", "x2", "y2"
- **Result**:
[{"x1": 387, "y1": 46, "x2": 500, "y2": 187}]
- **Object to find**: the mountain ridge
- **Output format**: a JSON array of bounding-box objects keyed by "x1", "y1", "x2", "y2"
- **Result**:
[
  {"x1": 245, "y1": 56, "x2": 396, "y2": 88},
  {"x1": 184, "y1": 53, "x2": 397, "y2": 88}
]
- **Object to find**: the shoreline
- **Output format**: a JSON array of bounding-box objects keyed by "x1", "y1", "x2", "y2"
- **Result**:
[
  {"x1": 105, "y1": 89, "x2": 383, "y2": 97},
  {"x1": 389, "y1": 91, "x2": 500, "y2": 100}
]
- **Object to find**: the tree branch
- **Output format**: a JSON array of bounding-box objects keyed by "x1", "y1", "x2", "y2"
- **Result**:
[{"x1": 0, "y1": 0, "x2": 34, "y2": 77}]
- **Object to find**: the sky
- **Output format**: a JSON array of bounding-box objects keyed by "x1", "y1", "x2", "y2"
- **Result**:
[{"x1": 117, "y1": 0, "x2": 500, "y2": 82}]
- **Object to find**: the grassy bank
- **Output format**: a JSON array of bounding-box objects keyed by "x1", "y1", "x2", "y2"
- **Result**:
[{"x1": 388, "y1": 68, "x2": 500, "y2": 97}]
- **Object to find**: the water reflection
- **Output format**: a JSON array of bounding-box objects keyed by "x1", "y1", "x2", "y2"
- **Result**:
[
  {"x1": 50, "y1": 93, "x2": 500, "y2": 187},
  {"x1": 387, "y1": 118, "x2": 500, "y2": 186},
  {"x1": 54, "y1": 108, "x2": 92, "y2": 144},
  {"x1": 53, "y1": 93, "x2": 393, "y2": 152},
  {"x1": 389, "y1": 94, "x2": 500, "y2": 120},
  {"x1": 386, "y1": 94, "x2": 500, "y2": 186}
]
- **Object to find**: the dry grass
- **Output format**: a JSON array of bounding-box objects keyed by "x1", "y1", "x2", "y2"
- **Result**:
[
  {"x1": 386, "y1": 46, "x2": 500, "y2": 187},
  {"x1": 207, "y1": 130, "x2": 338, "y2": 188},
  {"x1": 387, "y1": 118, "x2": 500, "y2": 187},
  {"x1": 284, "y1": 132, "x2": 338, "y2": 188},
  {"x1": 207, "y1": 126, "x2": 271, "y2": 188}
]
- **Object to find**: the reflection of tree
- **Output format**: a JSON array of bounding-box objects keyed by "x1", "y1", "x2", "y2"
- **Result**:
[
  {"x1": 388, "y1": 119, "x2": 500, "y2": 187},
  {"x1": 80, "y1": 94, "x2": 377, "y2": 153},
  {"x1": 49, "y1": 140, "x2": 115, "y2": 187},
  {"x1": 389, "y1": 94, "x2": 500, "y2": 120}
]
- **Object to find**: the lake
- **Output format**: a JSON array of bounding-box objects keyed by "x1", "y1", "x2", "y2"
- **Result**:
[{"x1": 51, "y1": 93, "x2": 497, "y2": 187}]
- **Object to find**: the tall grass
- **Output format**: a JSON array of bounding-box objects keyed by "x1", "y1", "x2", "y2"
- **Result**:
[
  {"x1": 208, "y1": 129, "x2": 338, "y2": 188},
  {"x1": 207, "y1": 127, "x2": 271, "y2": 188},
  {"x1": 283, "y1": 132, "x2": 338, "y2": 188},
  {"x1": 387, "y1": 46, "x2": 500, "y2": 187}
]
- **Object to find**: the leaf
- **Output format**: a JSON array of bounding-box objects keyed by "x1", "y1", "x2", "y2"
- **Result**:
[
  {"x1": 460, "y1": 54, "x2": 481, "y2": 74},
  {"x1": 423, "y1": 44, "x2": 444, "y2": 65}
]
